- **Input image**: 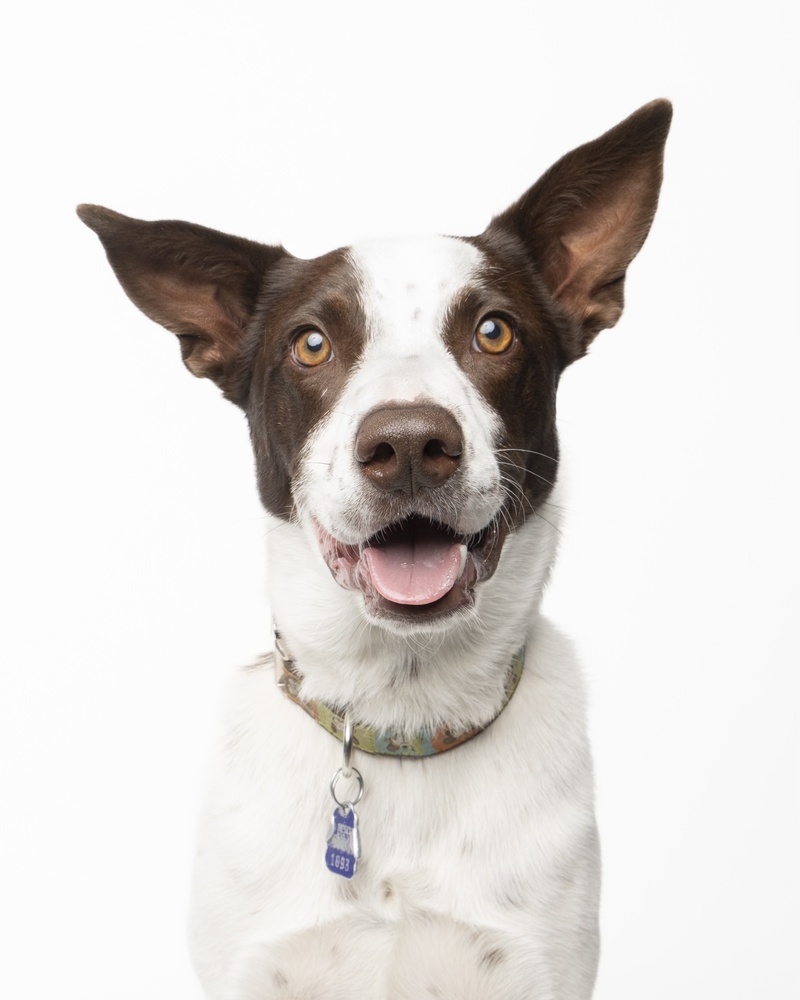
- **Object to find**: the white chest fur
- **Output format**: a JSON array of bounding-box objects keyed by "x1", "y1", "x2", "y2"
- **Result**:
[{"x1": 189, "y1": 610, "x2": 599, "y2": 1000}]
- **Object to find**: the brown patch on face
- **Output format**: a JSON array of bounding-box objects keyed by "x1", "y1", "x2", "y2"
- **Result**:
[
  {"x1": 444, "y1": 232, "x2": 571, "y2": 527},
  {"x1": 240, "y1": 249, "x2": 369, "y2": 519}
]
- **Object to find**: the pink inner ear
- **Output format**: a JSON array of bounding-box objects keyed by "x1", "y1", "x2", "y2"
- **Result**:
[
  {"x1": 141, "y1": 274, "x2": 247, "y2": 376},
  {"x1": 147, "y1": 274, "x2": 241, "y2": 338},
  {"x1": 547, "y1": 171, "x2": 661, "y2": 335},
  {"x1": 551, "y1": 225, "x2": 623, "y2": 328}
]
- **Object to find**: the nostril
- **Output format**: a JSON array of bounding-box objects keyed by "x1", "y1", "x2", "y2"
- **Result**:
[
  {"x1": 355, "y1": 433, "x2": 394, "y2": 465},
  {"x1": 424, "y1": 438, "x2": 461, "y2": 461},
  {"x1": 371, "y1": 442, "x2": 396, "y2": 465}
]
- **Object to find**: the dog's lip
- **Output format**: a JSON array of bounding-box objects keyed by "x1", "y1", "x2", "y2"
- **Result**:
[{"x1": 314, "y1": 515, "x2": 508, "y2": 616}]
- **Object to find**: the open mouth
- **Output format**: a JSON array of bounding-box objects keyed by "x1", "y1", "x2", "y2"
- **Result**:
[{"x1": 315, "y1": 515, "x2": 508, "y2": 621}]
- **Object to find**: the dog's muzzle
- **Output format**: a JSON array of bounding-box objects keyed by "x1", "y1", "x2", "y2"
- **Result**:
[{"x1": 314, "y1": 403, "x2": 508, "y2": 623}]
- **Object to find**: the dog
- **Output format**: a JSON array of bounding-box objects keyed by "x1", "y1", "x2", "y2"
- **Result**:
[{"x1": 78, "y1": 99, "x2": 671, "y2": 999}]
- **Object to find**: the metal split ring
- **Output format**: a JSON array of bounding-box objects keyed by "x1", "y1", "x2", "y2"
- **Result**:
[
  {"x1": 342, "y1": 713, "x2": 354, "y2": 777},
  {"x1": 330, "y1": 766, "x2": 364, "y2": 808}
]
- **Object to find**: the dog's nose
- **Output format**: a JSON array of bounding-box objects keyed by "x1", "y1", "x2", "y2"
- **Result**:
[{"x1": 355, "y1": 404, "x2": 463, "y2": 494}]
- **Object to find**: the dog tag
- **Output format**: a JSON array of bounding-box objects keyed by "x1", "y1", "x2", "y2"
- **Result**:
[{"x1": 325, "y1": 803, "x2": 360, "y2": 878}]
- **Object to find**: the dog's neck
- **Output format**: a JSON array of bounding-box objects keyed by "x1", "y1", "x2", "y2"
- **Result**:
[
  {"x1": 267, "y1": 507, "x2": 560, "y2": 733},
  {"x1": 274, "y1": 628, "x2": 527, "y2": 756}
]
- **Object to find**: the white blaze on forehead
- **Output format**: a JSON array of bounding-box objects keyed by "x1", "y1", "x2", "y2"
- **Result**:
[
  {"x1": 350, "y1": 233, "x2": 482, "y2": 332},
  {"x1": 347, "y1": 235, "x2": 485, "y2": 400}
]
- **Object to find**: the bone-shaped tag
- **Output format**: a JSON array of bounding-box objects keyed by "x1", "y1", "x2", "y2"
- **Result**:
[{"x1": 325, "y1": 803, "x2": 360, "y2": 878}]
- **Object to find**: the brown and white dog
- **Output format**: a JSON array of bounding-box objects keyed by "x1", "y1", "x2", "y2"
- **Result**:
[{"x1": 79, "y1": 100, "x2": 671, "y2": 999}]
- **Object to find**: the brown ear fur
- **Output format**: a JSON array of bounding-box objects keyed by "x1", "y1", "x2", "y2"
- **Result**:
[
  {"x1": 488, "y1": 99, "x2": 672, "y2": 356},
  {"x1": 77, "y1": 205, "x2": 287, "y2": 397}
]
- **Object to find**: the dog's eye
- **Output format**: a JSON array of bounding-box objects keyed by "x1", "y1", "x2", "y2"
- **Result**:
[
  {"x1": 473, "y1": 317, "x2": 514, "y2": 355},
  {"x1": 292, "y1": 329, "x2": 333, "y2": 367}
]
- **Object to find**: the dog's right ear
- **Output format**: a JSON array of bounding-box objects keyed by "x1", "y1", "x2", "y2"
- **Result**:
[{"x1": 77, "y1": 205, "x2": 287, "y2": 401}]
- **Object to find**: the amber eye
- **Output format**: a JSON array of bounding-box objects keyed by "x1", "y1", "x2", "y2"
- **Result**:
[
  {"x1": 292, "y1": 328, "x2": 333, "y2": 367},
  {"x1": 473, "y1": 316, "x2": 514, "y2": 355}
]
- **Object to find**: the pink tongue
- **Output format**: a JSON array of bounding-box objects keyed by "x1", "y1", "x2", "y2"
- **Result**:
[{"x1": 361, "y1": 535, "x2": 468, "y2": 606}]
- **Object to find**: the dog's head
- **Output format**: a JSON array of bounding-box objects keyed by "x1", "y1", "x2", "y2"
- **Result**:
[{"x1": 79, "y1": 101, "x2": 670, "y2": 636}]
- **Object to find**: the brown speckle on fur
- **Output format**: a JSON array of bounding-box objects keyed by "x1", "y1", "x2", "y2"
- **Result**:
[{"x1": 481, "y1": 947, "x2": 506, "y2": 968}]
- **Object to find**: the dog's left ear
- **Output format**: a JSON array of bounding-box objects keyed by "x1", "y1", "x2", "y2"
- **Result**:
[
  {"x1": 77, "y1": 205, "x2": 287, "y2": 402},
  {"x1": 487, "y1": 99, "x2": 672, "y2": 357}
]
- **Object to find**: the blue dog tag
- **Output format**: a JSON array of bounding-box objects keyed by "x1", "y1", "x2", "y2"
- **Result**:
[{"x1": 325, "y1": 804, "x2": 360, "y2": 878}]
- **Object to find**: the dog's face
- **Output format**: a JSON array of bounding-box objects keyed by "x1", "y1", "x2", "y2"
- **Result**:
[
  {"x1": 79, "y1": 100, "x2": 670, "y2": 635},
  {"x1": 271, "y1": 233, "x2": 566, "y2": 629}
]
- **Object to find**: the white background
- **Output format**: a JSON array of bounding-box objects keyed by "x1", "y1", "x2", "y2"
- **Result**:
[{"x1": 1, "y1": 2, "x2": 797, "y2": 997}]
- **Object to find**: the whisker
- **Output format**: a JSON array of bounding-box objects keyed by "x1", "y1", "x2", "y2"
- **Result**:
[
  {"x1": 495, "y1": 447, "x2": 559, "y2": 464},
  {"x1": 496, "y1": 458, "x2": 557, "y2": 490},
  {"x1": 498, "y1": 473, "x2": 529, "y2": 509},
  {"x1": 532, "y1": 508, "x2": 562, "y2": 536},
  {"x1": 500, "y1": 489, "x2": 532, "y2": 524}
]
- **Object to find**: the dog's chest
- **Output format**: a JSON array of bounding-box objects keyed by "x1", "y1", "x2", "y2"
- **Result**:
[{"x1": 189, "y1": 624, "x2": 599, "y2": 998}]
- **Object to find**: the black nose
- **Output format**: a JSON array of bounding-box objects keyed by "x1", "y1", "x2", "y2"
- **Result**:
[{"x1": 355, "y1": 404, "x2": 463, "y2": 495}]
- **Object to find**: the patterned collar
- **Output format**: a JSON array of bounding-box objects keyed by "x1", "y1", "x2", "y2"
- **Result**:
[{"x1": 273, "y1": 628, "x2": 525, "y2": 758}]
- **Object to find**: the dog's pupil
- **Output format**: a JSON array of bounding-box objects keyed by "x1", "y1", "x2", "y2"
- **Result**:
[
  {"x1": 480, "y1": 321, "x2": 500, "y2": 339},
  {"x1": 307, "y1": 332, "x2": 324, "y2": 352}
]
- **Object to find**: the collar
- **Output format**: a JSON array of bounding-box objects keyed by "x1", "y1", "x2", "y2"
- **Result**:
[{"x1": 273, "y1": 627, "x2": 525, "y2": 758}]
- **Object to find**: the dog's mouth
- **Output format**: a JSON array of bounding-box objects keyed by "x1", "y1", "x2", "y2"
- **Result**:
[{"x1": 314, "y1": 515, "x2": 508, "y2": 622}]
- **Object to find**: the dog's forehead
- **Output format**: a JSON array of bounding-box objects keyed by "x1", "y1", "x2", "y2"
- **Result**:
[
  {"x1": 347, "y1": 234, "x2": 485, "y2": 349},
  {"x1": 330, "y1": 234, "x2": 490, "y2": 409}
]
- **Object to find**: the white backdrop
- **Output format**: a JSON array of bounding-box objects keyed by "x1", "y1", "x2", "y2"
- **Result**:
[{"x1": 1, "y1": 2, "x2": 797, "y2": 998}]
